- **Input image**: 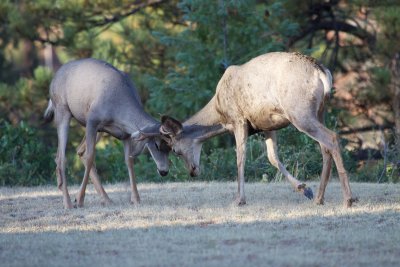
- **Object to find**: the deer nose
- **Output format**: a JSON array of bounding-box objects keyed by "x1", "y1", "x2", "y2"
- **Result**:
[
  {"x1": 190, "y1": 166, "x2": 199, "y2": 177},
  {"x1": 158, "y1": 170, "x2": 169, "y2": 176}
]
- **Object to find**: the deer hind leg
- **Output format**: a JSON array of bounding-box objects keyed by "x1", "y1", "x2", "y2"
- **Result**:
[
  {"x1": 315, "y1": 144, "x2": 333, "y2": 205},
  {"x1": 55, "y1": 111, "x2": 73, "y2": 209},
  {"x1": 293, "y1": 119, "x2": 357, "y2": 207},
  {"x1": 234, "y1": 123, "x2": 248, "y2": 206},
  {"x1": 76, "y1": 133, "x2": 112, "y2": 205},
  {"x1": 315, "y1": 110, "x2": 332, "y2": 205},
  {"x1": 123, "y1": 139, "x2": 140, "y2": 204},
  {"x1": 75, "y1": 120, "x2": 98, "y2": 208},
  {"x1": 264, "y1": 131, "x2": 313, "y2": 200}
]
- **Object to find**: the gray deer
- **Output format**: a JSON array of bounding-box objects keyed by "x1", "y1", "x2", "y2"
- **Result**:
[
  {"x1": 44, "y1": 58, "x2": 170, "y2": 209},
  {"x1": 134, "y1": 52, "x2": 358, "y2": 207}
]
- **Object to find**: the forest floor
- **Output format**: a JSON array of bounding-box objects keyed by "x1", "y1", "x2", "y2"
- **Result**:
[{"x1": 1, "y1": 181, "x2": 399, "y2": 267}]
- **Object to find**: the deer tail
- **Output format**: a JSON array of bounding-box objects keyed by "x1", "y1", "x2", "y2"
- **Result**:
[
  {"x1": 43, "y1": 99, "x2": 54, "y2": 123},
  {"x1": 321, "y1": 67, "x2": 333, "y2": 97}
]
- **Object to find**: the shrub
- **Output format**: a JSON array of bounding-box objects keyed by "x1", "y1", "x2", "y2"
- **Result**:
[
  {"x1": 0, "y1": 118, "x2": 363, "y2": 187},
  {"x1": 0, "y1": 120, "x2": 55, "y2": 186}
]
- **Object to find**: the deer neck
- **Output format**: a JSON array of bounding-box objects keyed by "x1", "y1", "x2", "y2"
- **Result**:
[
  {"x1": 117, "y1": 98, "x2": 160, "y2": 135},
  {"x1": 183, "y1": 96, "x2": 226, "y2": 140},
  {"x1": 184, "y1": 96, "x2": 221, "y2": 127}
]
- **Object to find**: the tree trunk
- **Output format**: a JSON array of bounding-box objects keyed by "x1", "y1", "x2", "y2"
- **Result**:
[{"x1": 43, "y1": 44, "x2": 61, "y2": 72}]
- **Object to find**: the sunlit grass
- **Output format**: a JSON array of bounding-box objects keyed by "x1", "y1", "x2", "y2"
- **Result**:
[{"x1": 0, "y1": 181, "x2": 399, "y2": 267}]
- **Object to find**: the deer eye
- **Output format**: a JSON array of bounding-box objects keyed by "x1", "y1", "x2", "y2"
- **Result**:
[
  {"x1": 172, "y1": 148, "x2": 181, "y2": 155},
  {"x1": 154, "y1": 142, "x2": 160, "y2": 150}
]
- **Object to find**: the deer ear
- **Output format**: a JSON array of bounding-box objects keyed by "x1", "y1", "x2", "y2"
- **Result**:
[{"x1": 160, "y1": 115, "x2": 183, "y2": 137}]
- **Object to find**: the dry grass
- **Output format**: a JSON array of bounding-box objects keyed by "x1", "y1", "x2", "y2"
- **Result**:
[{"x1": 0, "y1": 181, "x2": 399, "y2": 267}]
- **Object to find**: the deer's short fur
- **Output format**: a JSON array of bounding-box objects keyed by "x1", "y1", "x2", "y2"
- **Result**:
[
  {"x1": 136, "y1": 52, "x2": 358, "y2": 207},
  {"x1": 45, "y1": 58, "x2": 170, "y2": 209}
]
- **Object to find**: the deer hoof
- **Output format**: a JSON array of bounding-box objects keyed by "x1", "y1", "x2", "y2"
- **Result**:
[
  {"x1": 74, "y1": 198, "x2": 84, "y2": 208},
  {"x1": 63, "y1": 195, "x2": 74, "y2": 209},
  {"x1": 315, "y1": 198, "x2": 324, "y2": 205},
  {"x1": 346, "y1": 197, "x2": 359, "y2": 208},
  {"x1": 130, "y1": 198, "x2": 141, "y2": 205},
  {"x1": 235, "y1": 197, "x2": 247, "y2": 206},
  {"x1": 303, "y1": 187, "x2": 314, "y2": 200},
  {"x1": 64, "y1": 202, "x2": 74, "y2": 209},
  {"x1": 297, "y1": 184, "x2": 313, "y2": 200}
]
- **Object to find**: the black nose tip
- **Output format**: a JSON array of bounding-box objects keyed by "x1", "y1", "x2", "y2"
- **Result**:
[
  {"x1": 159, "y1": 170, "x2": 168, "y2": 176},
  {"x1": 190, "y1": 166, "x2": 198, "y2": 177}
]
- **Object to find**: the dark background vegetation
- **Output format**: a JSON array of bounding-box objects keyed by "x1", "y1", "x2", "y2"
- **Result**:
[{"x1": 0, "y1": 0, "x2": 399, "y2": 186}]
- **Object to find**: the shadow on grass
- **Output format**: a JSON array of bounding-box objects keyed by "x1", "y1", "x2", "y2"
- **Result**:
[
  {"x1": 0, "y1": 208, "x2": 399, "y2": 267},
  {"x1": 1, "y1": 182, "x2": 400, "y2": 266}
]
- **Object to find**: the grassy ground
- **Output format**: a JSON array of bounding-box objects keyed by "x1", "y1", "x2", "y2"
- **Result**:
[{"x1": 0, "y1": 181, "x2": 399, "y2": 267}]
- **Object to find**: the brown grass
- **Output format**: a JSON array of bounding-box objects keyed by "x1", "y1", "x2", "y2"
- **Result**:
[{"x1": 1, "y1": 181, "x2": 399, "y2": 267}]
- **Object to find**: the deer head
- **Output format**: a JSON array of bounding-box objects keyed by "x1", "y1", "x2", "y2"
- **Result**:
[
  {"x1": 130, "y1": 126, "x2": 171, "y2": 177},
  {"x1": 131, "y1": 116, "x2": 204, "y2": 177}
]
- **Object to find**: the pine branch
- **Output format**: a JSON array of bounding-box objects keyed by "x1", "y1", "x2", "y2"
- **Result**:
[
  {"x1": 90, "y1": 0, "x2": 166, "y2": 27},
  {"x1": 339, "y1": 124, "x2": 393, "y2": 135},
  {"x1": 288, "y1": 20, "x2": 375, "y2": 47}
]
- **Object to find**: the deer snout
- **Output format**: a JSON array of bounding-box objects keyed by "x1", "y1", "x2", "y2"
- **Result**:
[
  {"x1": 190, "y1": 165, "x2": 199, "y2": 177},
  {"x1": 158, "y1": 170, "x2": 169, "y2": 177}
]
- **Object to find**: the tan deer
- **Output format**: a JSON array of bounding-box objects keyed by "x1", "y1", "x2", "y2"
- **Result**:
[{"x1": 135, "y1": 52, "x2": 358, "y2": 207}]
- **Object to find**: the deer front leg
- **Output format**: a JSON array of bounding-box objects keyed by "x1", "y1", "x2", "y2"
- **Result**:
[
  {"x1": 264, "y1": 131, "x2": 313, "y2": 200},
  {"x1": 76, "y1": 134, "x2": 112, "y2": 205},
  {"x1": 234, "y1": 123, "x2": 248, "y2": 206},
  {"x1": 123, "y1": 139, "x2": 140, "y2": 204}
]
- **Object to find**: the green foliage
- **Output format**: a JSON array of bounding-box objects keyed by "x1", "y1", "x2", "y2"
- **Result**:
[
  {"x1": 146, "y1": 0, "x2": 298, "y2": 118},
  {"x1": 354, "y1": 161, "x2": 384, "y2": 183},
  {"x1": 375, "y1": 6, "x2": 400, "y2": 58},
  {"x1": 379, "y1": 138, "x2": 400, "y2": 183},
  {"x1": 199, "y1": 146, "x2": 237, "y2": 181},
  {"x1": 0, "y1": 66, "x2": 52, "y2": 124},
  {"x1": 180, "y1": 131, "x2": 329, "y2": 183},
  {"x1": 200, "y1": 135, "x2": 275, "y2": 182},
  {"x1": 360, "y1": 67, "x2": 392, "y2": 104},
  {"x1": 93, "y1": 140, "x2": 126, "y2": 183},
  {"x1": 0, "y1": 120, "x2": 55, "y2": 186},
  {"x1": 387, "y1": 142, "x2": 400, "y2": 183},
  {"x1": 0, "y1": 0, "x2": 397, "y2": 186}
]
